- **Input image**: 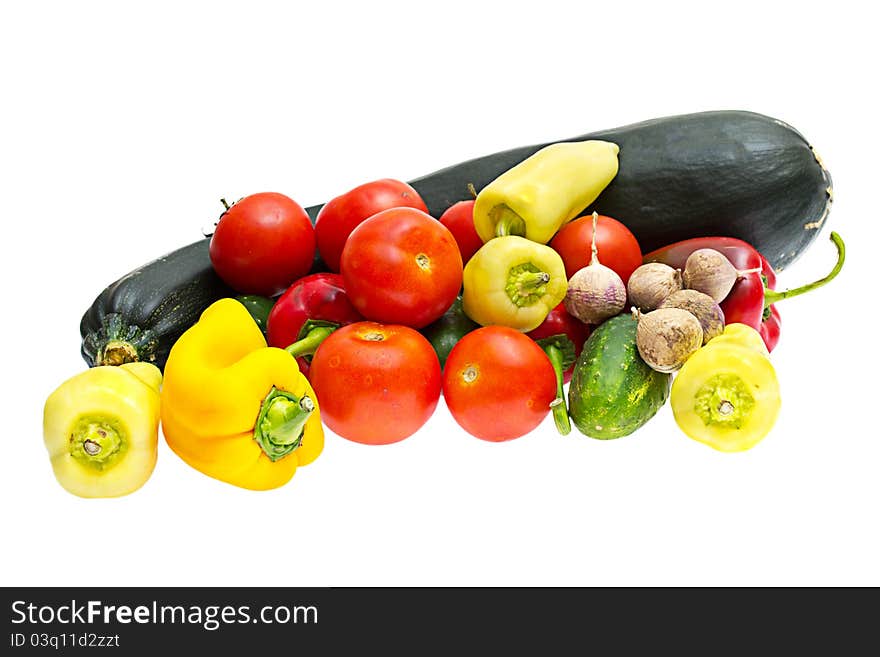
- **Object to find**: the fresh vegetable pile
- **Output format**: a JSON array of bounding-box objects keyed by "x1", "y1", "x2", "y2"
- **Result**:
[{"x1": 46, "y1": 110, "x2": 845, "y2": 497}]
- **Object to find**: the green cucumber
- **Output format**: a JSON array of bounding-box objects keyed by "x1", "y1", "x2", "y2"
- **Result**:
[{"x1": 568, "y1": 314, "x2": 671, "y2": 439}]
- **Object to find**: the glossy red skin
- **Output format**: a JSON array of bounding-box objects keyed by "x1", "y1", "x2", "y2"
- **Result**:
[
  {"x1": 438, "y1": 200, "x2": 482, "y2": 265},
  {"x1": 443, "y1": 327, "x2": 557, "y2": 442},
  {"x1": 550, "y1": 214, "x2": 643, "y2": 284},
  {"x1": 266, "y1": 273, "x2": 364, "y2": 376},
  {"x1": 757, "y1": 254, "x2": 781, "y2": 351},
  {"x1": 341, "y1": 207, "x2": 463, "y2": 329},
  {"x1": 309, "y1": 322, "x2": 441, "y2": 445},
  {"x1": 315, "y1": 179, "x2": 428, "y2": 272},
  {"x1": 210, "y1": 192, "x2": 315, "y2": 297},
  {"x1": 643, "y1": 236, "x2": 778, "y2": 352},
  {"x1": 526, "y1": 303, "x2": 591, "y2": 384}
]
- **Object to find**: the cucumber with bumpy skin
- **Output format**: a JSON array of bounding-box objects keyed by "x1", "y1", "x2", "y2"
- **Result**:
[{"x1": 568, "y1": 314, "x2": 671, "y2": 439}]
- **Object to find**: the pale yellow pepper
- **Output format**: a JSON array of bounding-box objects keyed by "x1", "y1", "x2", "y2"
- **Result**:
[
  {"x1": 43, "y1": 362, "x2": 161, "y2": 498},
  {"x1": 473, "y1": 140, "x2": 620, "y2": 244},
  {"x1": 671, "y1": 324, "x2": 780, "y2": 453}
]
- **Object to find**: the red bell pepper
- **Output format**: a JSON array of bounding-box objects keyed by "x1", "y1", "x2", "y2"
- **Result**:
[
  {"x1": 266, "y1": 273, "x2": 363, "y2": 376},
  {"x1": 644, "y1": 232, "x2": 844, "y2": 352}
]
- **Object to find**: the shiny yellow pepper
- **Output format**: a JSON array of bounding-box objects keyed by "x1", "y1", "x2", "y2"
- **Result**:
[
  {"x1": 160, "y1": 298, "x2": 323, "y2": 490},
  {"x1": 462, "y1": 235, "x2": 567, "y2": 332},
  {"x1": 473, "y1": 140, "x2": 620, "y2": 244},
  {"x1": 671, "y1": 324, "x2": 780, "y2": 453}
]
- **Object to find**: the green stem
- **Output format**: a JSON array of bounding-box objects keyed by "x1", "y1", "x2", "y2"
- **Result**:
[
  {"x1": 491, "y1": 205, "x2": 527, "y2": 238},
  {"x1": 69, "y1": 416, "x2": 127, "y2": 471},
  {"x1": 543, "y1": 344, "x2": 571, "y2": 436},
  {"x1": 763, "y1": 231, "x2": 845, "y2": 309},
  {"x1": 253, "y1": 388, "x2": 315, "y2": 462},
  {"x1": 285, "y1": 325, "x2": 335, "y2": 358}
]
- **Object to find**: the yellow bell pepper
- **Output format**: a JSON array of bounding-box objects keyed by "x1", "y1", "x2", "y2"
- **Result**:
[
  {"x1": 160, "y1": 298, "x2": 323, "y2": 490},
  {"x1": 671, "y1": 325, "x2": 780, "y2": 453},
  {"x1": 43, "y1": 362, "x2": 162, "y2": 498},
  {"x1": 473, "y1": 140, "x2": 620, "y2": 244},
  {"x1": 706, "y1": 322, "x2": 770, "y2": 357},
  {"x1": 462, "y1": 235, "x2": 567, "y2": 332}
]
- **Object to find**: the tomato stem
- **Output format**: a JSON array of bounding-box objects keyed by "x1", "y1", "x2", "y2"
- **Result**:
[{"x1": 763, "y1": 231, "x2": 845, "y2": 309}]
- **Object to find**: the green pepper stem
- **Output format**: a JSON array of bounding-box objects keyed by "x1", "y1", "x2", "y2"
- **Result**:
[
  {"x1": 492, "y1": 205, "x2": 527, "y2": 238},
  {"x1": 517, "y1": 271, "x2": 551, "y2": 289},
  {"x1": 253, "y1": 388, "x2": 314, "y2": 462},
  {"x1": 543, "y1": 344, "x2": 571, "y2": 436},
  {"x1": 763, "y1": 231, "x2": 845, "y2": 309},
  {"x1": 285, "y1": 325, "x2": 335, "y2": 358},
  {"x1": 69, "y1": 417, "x2": 126, "y2": 471}
]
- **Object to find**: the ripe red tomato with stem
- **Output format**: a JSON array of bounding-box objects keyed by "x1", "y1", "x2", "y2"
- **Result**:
[
  {"x1": 315, "y1": 178, "x2": 428, "y2": 272},
  {"x1": 341, "y1": 207, "x2": 462, "y2": 329},
  {"x1": 438, "y1": 186, "x2": 483, "y2": 265},
  {"x1": 442, "y1": 326, "x2": 557, "y2": 442},
  {"x1": 309, "y1": 322, "x2": 441, "y2": 445},
  {"x1": 209, "y1": 192, "x2": 315, "y2": 297},
  {"x1": 550, "y1": 214, "x2": 642, "y2": 285}
]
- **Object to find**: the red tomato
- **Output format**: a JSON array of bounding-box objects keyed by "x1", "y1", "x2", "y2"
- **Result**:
[
  {"x1": 209, "y1": 192, "x2": 315, "y2": 297},
  {"x1": 315, "y1": 178, "x2": 428, "y2": 272},
  {"x1": 526, "y1": 303, "x2": 591, "y2": 384},
  {"x1": 442, "y1": 327, "x2": 557, "y2": 442},
  {"x1": 438, "y1": 200, "x2": 483, "y2": 265},
  {"x1": 550, "y1": 214, "x2": 642, "y2": 284},
  {"x1": 309, "y1": 322, "x2": 441, "y2": 445},
  {"x1": 341, "y1": 207, "x2": 462, "y2": 329}
]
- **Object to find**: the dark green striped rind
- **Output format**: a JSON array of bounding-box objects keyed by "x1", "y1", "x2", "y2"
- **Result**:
[{"x1": 568, "y1": 314, "x2": 671, "y2": 439}]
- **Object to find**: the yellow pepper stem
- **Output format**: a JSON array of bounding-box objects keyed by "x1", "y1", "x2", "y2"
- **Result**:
[
  {"x1": 506, "y1": 264, "x2": 551, "y2": 308},
  {"x1": 69, "y1": 415, "x2": 127, "y2": 471},
  {"x1": 254, "y1": 388, "x2": 315, "y2": 462},
  {"x1": 491, "y1": 205, "x2": 527, "y2": 238}
]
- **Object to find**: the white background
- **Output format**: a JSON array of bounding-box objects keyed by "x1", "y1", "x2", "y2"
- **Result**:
[{"x1": 1, "y1": 1, "x2": 876, "y2": 587}]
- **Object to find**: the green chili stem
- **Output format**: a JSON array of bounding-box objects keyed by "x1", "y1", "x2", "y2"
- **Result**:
[
  {"x1": 763, "y1": 232, "x2": 845, "y2": 309},
  {"x1": 285, "y1": 326, "x2": 335, "y2": 358},
  {"x1": 543, "y1": 344, "x2": 571, "y2": 436}
]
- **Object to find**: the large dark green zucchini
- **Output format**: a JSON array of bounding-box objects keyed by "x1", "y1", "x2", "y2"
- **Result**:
[
  {"x1": 81, "y1": 110, "x2": 829, "y2": 369},
  {"x1": 387, "y1": 110, "x2": 832, "y2": 271},
  {"x1": 80, "y1": 239, "x2": 232, "y2": 370}
]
